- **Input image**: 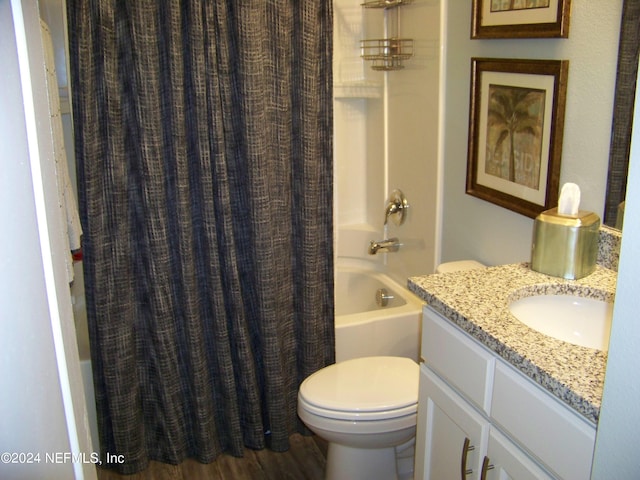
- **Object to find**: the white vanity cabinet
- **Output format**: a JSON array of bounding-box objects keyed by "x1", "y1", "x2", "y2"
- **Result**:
[{"x1": 415, "y1": 306, "x2": 597, "y2": 480}]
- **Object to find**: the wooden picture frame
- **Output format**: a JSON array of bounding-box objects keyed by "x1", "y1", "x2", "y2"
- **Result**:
[
  {"x1": 471, "y1": 0, "x2": 571, "y2": 39},
  {"x1": 466, "y1": 58, "x2": 569, "y2": 218}
]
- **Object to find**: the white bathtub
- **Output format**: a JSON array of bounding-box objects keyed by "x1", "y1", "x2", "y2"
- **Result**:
[{"x1": 334, "y1": 260, "x2": 424, "y2": 363}]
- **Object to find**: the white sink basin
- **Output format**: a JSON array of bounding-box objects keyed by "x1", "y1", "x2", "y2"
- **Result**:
[{"x1": 509, "y1": 295, "x2": 614, "y2": 350}]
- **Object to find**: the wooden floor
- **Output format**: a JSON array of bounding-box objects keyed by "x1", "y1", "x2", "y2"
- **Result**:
[{"x1": 96, "y1": 434, "x2": 327, "y2": 480}]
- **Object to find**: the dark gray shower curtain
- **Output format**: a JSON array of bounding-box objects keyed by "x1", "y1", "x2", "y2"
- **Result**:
[{"x1": 67, "y1": 1, "x2": 334, "y2": 474}]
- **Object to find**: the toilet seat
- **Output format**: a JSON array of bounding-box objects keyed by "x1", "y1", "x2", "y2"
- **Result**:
[
  {"x1": 298, "y1": 356, "x2": 419, "y2": 422},
  {"x1": 298, "y1": 395, "x2": 417, "y2": 422}
]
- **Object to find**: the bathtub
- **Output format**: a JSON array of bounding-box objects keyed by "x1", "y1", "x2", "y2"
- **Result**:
[{"x1": 334, "y1": 260, "x2": 424, "y2": 363}]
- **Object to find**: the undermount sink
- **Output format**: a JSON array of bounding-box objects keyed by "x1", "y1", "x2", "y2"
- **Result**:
[{"x1": 509, "y1": 295, "x2": 614, "y2": 350}]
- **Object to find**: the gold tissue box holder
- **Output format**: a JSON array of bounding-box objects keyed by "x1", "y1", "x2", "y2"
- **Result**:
[{"x1": 531, "y1": 208, "x2": 600, "y2": 280}]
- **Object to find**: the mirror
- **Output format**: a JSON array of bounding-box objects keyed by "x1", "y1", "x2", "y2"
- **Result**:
[{"x1": 603, "y1": 0, "x2": 639, "y2": 229}]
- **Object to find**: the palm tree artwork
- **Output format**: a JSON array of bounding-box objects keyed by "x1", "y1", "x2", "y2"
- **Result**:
[{"x1": 484, "y1": 84, "x2": 545, "y2": 189}]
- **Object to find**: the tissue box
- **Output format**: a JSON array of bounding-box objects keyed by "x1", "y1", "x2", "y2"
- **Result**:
[{"x1": 531, "y1": 208, "x2": 600, "y2": 280}]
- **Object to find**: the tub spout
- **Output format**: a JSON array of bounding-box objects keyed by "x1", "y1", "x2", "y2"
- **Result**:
[{"x1": 368, "y1": 238, "x2": 401, "y2": 255}]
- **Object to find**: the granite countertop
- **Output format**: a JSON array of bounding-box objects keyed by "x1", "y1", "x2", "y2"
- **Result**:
[{"x1": 408, "y1": 263, "x2": 617, "y2": 424}]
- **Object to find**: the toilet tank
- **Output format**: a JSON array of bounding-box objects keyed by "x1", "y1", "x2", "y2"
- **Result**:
[{"x1": 436, "y1": 260, "x2": 486, "y2": 274}]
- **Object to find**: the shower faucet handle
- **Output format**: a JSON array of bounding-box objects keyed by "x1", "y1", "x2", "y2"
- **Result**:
[
  {"x1": 368, "y1": 238, "x2": 401, "y2": 255},
  {"x1": 384, "y1": 189, "x2": 409, "y2": 226}
]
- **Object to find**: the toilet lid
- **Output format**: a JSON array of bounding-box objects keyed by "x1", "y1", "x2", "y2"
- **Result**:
[{"x1": 299, "y1": 356, "x2": 419, "y2": 413}]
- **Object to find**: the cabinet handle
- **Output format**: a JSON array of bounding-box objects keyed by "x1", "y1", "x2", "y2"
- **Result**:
[
  {"x1": 460, "y1": 437, "x2": 475, "y2": 478},
  {"x1": 480, "y1": 456, "x2": 495, "y2": 480}
]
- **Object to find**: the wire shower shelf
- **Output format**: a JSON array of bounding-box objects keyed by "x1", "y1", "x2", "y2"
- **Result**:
[{"x1": 360, "y1": 38, "x2": 414, "y2": 71}]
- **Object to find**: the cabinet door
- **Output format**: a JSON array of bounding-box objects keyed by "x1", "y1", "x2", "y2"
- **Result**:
[
  {"x1": 415, "y1": 365, "x2": 489, "y2": 480},
  {"x1": 484, "y1": 427, "x2": 555, "y2": 480}
]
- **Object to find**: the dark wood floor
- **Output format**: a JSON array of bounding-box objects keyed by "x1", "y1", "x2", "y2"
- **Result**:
[{"x1": 96, "y1": 434, "x2": 327, "y2": 480}]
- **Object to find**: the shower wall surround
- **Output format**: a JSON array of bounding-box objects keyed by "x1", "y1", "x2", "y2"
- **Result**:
[{"x1": 333, "y1": 0, "x2": 441, "y2": 281}]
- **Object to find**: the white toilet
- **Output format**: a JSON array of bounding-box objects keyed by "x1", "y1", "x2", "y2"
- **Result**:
[
  {"x1": 298, "y1": 356, "x2": 419, "y2": 480},
  {"x1": 297, "y1": 259, "x2": 485, "y2": 479}
]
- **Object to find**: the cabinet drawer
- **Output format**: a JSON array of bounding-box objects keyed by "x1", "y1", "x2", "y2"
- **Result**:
[
  {"x1": 491, "y1": 362, "x2": 596, "y2": 480},
  {"x1": 422, "y1": 307, "x2": 494, "y2": 414}
]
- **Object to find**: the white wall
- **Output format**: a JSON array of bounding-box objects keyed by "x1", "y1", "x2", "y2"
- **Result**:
[
  {"x1": 0, "y1": 1, "x2": 95, "y2": 478},
  {"x1": 0, "y1": 5, "x2": 72, "y2": 478},
  {"x1": 591, "y1": 61, "x2": 640, "y2": 478},
  {"x1": 441, "y1": 1, "x2": 623, "y2": 266}
]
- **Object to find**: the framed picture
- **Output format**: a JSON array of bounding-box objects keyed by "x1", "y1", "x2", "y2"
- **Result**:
[
  {"x1": 471, "y1": 0, "x2": 571, "y2": 39},
  {"x1": 466, "y1": 58, "x2": 569, "y2": 218}
]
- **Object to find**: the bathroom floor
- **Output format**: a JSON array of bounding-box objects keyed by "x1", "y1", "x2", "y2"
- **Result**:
[{"x1": 95, "y1": 434, "x2": 326, "y2": 480}]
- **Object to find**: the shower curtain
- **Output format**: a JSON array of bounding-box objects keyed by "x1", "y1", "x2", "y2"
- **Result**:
[{"x1": 67, "y1": 1, "x2": 334, "y2": 474}]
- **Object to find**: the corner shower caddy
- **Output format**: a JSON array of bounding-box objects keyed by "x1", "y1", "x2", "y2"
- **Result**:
[{"x1": 360, "y1": 0, "x2": 414, "y2": 71}]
